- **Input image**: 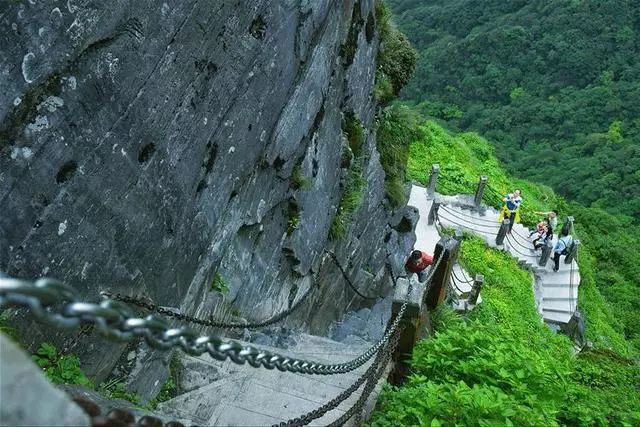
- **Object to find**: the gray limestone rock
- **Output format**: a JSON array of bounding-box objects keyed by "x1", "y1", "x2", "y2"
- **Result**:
[{"x1": 0, "y1": 0, "x2": 413, "y2": 403}]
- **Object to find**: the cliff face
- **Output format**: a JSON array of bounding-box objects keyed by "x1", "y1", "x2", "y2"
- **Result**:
[{"x1": 0, "y1": 0, "x2": 415, "y2": 381}]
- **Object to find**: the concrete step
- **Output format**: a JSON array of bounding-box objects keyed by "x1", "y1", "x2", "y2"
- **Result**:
[
  {"x1": 542, "y1": 298, "x2": 578, "y2": 313},
  {"x1": 539, "y1": 266, "x2": 580, "y2": 285},
  {"x1": 543, "y1": 286, "x2": 579, "y2": 299},
  {"x1": 155, "y1": 333, "x2": 376, "y2": 426},
  {"x1": 542, "y1": 309, "x2": 573, "y2": 324}
]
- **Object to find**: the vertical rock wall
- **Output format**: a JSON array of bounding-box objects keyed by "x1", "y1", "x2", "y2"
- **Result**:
[{"x1": 0, "y1": 0, "x2": 416, "y2": 380}]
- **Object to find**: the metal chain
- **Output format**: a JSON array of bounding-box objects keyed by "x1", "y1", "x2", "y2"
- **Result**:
[
  {"x1": 0, "y1": 276, "x2": 406, "y2": 376},
  {"x1": 274, "y1": 318, "x2": 398, "y2": 427},
  {"x1": 327, "y1": 325, "x2": 402, "y2": 427},
  {"x1": 101, "y1": 278, "x2": 316, "y2": 330},
  {"x1": 324, "y1": 250, "x2": 381, "y2": 300},
  {"x1": 451, "y1": 268, "x2": 472, "y2": 285},
  {"x1": 505, "y1": 235, "x2": 538, "y2": 259},
  {"x1": 422, "y1": 251, "x2": 445, "y2": 285},
  {"x1": 439, "y1": 206, "x2": 500, "y2": 231}
]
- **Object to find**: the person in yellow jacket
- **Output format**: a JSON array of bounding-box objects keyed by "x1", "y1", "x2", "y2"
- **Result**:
[{"x1": 498, "y1": 190, "x2": 522, "y2": 233}]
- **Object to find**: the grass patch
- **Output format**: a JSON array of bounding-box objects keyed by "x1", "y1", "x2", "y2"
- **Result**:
[
  {"x1": 330, "y1": 114, "x2": 367, "y2": 240},
  {"x1": 376, "y1": 104, "x2": 420, "y2": 207},
  {"x1": 290, "y1": 162, "x2": 311, "y2": 191},
  {"x1": 343, "y1": 112, "x2": 365, "y2": 158},
  {"x1": 329, "y1": 161, "x2": 366, "y2": 240},
  {"x1": 0, "y1": 311, "x2": 18, "y2": 342}
]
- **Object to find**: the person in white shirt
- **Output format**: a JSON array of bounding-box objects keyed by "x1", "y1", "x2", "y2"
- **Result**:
[{"x1": 553, "y1": 229, "x2": 574, "y2": 272}]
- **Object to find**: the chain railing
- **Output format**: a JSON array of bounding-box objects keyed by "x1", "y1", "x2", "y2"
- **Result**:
[
  {"x1": 275, "y1": 313, "x2": 402, "y2": 427},
  {"x1": 0, "y1": 276, "x2": 405, "y2": 376},
  {"x1": 438, "y1": 206, "x2": 501, "y2": 231},
  {"x1": 101, "y1": 279, "x2": 316, "y2": 330},
  {"x1": 328, "y1": 326, "x2": 401, "y2": 427},
  {"x1": 325, "y1": 250, "x2": 382, "y2": 300}
]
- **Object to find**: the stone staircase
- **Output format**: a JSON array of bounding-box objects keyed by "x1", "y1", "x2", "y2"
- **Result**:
[
  {"x1": 435, "y1": 198, "x2": 580, "y2": 325},
  {"x1": 153, "y1": 333, "x2": 384, "y2": 426}
]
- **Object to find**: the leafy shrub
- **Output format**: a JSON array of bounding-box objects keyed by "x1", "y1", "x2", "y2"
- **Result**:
[
  {"x1": 210, "y1": 273, "x2": 229, "y2": 294},
  {"x1": 32, "y1": 342, "x2": 93, "y2": 388}
]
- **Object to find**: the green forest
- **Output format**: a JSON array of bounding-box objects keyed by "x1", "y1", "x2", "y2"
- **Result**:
[
  {"x1": 387, "y1": 0, "x2": 640, "y2": 221},
  {"x1": 370, "y1": 0, "x2": 640, "y2": 425}
]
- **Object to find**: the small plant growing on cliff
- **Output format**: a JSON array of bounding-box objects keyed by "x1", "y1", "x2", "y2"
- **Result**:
[
  {"x1": 343, "y1": 112, "x2": 365, "y2": 158},
  {"x1": 376, "y1": 104, "x2": 421, "y2": 207},
  {"x1": 32, "y1": 342, "x2": 93, "y2": 388},
  {"x1": 330, "y1": 113, "x2": 367, "y2": 240},
  {"x1": 330, "y1": 162, "x2": 366, "y2": 240},
  {"x1": 291, "y1": 163, "x2": 311, "y2": 190},
  {"x1": 98, "y1": 379, "x2": 141, "y2": 404},
  {"x1": 210, "y1": 273, "x2": 229, "y2": 294}
]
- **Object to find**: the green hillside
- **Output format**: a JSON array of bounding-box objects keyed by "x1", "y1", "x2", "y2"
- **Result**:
[
  {"x1": 369, "y1": 118, "x2": 640, "y2": 426},
  {"x1": 386, "y1": 0, "x2": 640, "y2": 221}
]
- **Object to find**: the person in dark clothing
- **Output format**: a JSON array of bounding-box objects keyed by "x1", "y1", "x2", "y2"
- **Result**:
[{"x1": 405, "y1": 250, "x2": 434, "y2": 283}]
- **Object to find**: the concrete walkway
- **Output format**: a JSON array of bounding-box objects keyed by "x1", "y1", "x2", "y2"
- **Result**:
[
  {"x1": 409, "y1": 185, "x2": 580, "y2": 325},
  {"x1": 407, "y1": 185, "x2": 480, "y2": 309},
  {"x1": 154, "y1": 334, "x2": 384, "y2": 426}
]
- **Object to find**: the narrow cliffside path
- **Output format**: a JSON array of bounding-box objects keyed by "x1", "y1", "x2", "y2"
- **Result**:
[{"x1": 409, "y1": 184, "x2": 580, "y2": 325}]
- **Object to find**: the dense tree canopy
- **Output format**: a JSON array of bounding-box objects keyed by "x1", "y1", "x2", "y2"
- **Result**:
[{"x1": 388, "y1": 0, "x2": 640, "y2": 220}]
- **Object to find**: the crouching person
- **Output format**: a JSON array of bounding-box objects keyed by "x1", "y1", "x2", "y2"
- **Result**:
[{"x1": 405, "y1": 250, "x2": 434, "y2": 283}]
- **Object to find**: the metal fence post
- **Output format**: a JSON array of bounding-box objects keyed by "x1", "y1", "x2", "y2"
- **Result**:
[
  {"x1": 495, "y1": 219, "x2": 510, "y2": 246},
  {"x1": 539, "y1": 240, "x2": 553, "y2": 266},
  {"x1": 565, "y1": 239, "x2": 580, "y2": 264},
  {"x1": 390, "y1": 277, "x2": 427, "y2": 385},
  {"x1": 425, "y1": 236, "x2": 460, "y2": 310},
  {"x1": 428, "y1": 201, "x2": 440, "y2": 225},
  {"x1": 562, "y1": 216, "x2": 575, "y2": 236},
  {"x1": 427, "y1": 164, "x2": 440, "y2": 199},
  {"x1": 474, "y1": 176, "x2": 488, "y2": 207},
  {"x1": 469, "y1": 274, "x2": 484, "y2": 305}
]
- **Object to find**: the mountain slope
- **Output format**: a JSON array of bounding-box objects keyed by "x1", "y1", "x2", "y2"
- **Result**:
[
  {"x1": 387, "y1": 0, "x2": 640, "y2": 220},
  {"x1": 369, "y1": 118, "x2": 640, "y2": 426}
]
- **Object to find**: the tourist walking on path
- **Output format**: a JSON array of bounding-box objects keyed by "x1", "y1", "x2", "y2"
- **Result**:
[
  {"x1": 553, "y1": 230, "x2": 574, "y2": 272},
  {"x1": 405, "y1": 250, "x2": 434, "y2": 283},
  {"x1": 499, "y1": 190, "x2": 522, "y2": 234}
]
